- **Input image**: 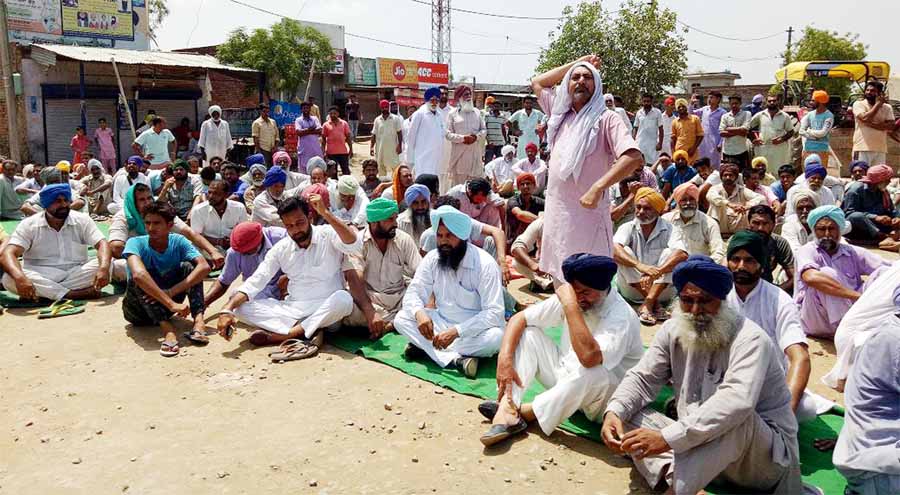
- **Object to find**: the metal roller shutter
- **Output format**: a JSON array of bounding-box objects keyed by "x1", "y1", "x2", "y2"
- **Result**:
[
  {"x1": 44, "y1": 99, "x2": 118, "y2": 166},
  {"x1": 127, "y1": 99, "x2": 197, "y2": 163}
]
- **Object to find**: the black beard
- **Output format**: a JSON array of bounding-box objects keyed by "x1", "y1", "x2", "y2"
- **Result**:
[
  {"x1": 372, "y1": 225, "x2": 397, "y2": 240},
  {"x1": 866, "y1": 95, "x2": 877, "y2": 104},
  {"x1": 733, "y1": 269, "x2": 760, "y2": 285},
  {"x1": 412, "y1": 211, "x2": 430, "y2": 231},
  {"x1": 437, "y1": 241, "x2": 467, "y2": 270},
  {"x1": 818, "y1": 238, "x2": 837, "y2": 252},
  {"x1": 48, "y1": 207, "x2": 70, "y2": 220},
  {"x1": 291, "y1": 228, "x2": 312, "y2": 246}
]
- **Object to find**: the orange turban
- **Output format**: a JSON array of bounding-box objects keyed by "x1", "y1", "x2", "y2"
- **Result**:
[
  {"x1": 485, "y1": 96, "x2": 495, "y2": 105},
  {"x1": 812, "y1": 90, "x2": 829, "y2": 104},
  {"x1": 673, "y1": 183, "x2": 699, "y2": 204},
  {"x1": 673, "y1": 149, "x2": 689, "y2": 162},
  {"x1": 634, "y1": 187, "x2": 666, "y2": 214}
]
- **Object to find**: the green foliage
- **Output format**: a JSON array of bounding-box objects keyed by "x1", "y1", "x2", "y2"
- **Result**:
[
  {"x1": 147, "y1": 0, "x2": 169, "y2": 43},
  {"x1": 536, "y1": 0, "x2": 687, "y2": 109},
  {"x1": 216, "y1": 19, "x2": 334, "y2": 96},
  {"x1": 785, "y1": 27, "x2": 868, "y2": 101}
]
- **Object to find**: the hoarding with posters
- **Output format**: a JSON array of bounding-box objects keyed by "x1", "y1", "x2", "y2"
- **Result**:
[
  {"x1": 6, "y1": 0, "x2": 63, "y2": 36},
  {"x1": 347, "y1": 56, "x2": 377, "y2": 86},
  {"x1": 61, "y1": 0, "x2": 135, "y2": 41},
  {"x1": 377, "y1": 58, "x2": 449, "y2": 89}
]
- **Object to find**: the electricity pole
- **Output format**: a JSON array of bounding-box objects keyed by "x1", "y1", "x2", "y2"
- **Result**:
[
  {"x1": 782, "y1": 26, "x2": 793, "y2": 103},
  {"x1": 432, "y1": 0, "x2": 451, "y2": 74},
  {"x1": 0, "y1": 0, "x2": 21, "y2": 162}
]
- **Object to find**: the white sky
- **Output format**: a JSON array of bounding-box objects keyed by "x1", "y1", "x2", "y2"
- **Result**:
[{"x1": 156, "y1": 0, "x2": 899, "y2": 86}]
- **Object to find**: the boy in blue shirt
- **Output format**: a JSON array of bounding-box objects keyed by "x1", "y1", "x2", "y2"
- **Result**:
[{"x1": 122, "y1": 201, "x2": 210, "y2": 357}]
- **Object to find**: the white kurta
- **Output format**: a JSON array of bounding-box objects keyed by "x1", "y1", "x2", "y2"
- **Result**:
[
  {"x1": 445, "y1": 107, "x2": 487, "y2": 182},
  {"x1": 512, "y1": 290, "x2": 644, "y2": 435},
  {"x1": 407, "y1": 106, "x2": 446, "y2": 178},
  {"x1": 190, "y1": 199, "x2": 249, "y2": 242},
  {"x1": 332, "y1": 188, "x2": 370, "y2": 228},
  {"x1": 198, "y1": 119, "x2": 233, "y2": 162},
  {"x1": 251, "y1": 190, "x2": 284, "y2": 227}
]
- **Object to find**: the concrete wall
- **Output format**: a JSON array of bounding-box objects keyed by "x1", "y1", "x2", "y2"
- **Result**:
[{"x1": 829, "y1": 127, "x2": 900, "y2": 175}]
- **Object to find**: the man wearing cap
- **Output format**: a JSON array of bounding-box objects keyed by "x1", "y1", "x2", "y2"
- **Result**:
[
  {"x1": 203, "y1": 222, "x2": 288, "y2": 307},
  {"x1": 1, "y1": 183, "x2": 111, "y2": 301},
  {"x1": 294, "y1": 101, "x2": 324, "y2": 174},
  {"x1": 785, "y1": 155, "x2": 837, "y2": 217},
  {"x1": 252, "y1": 167, "x2": 289, "y2": 228},
  {"x1": 344, "y1": 198, "x2": 421, "y2": 338},
  {"x1": 726, "y1": 230, "x2": 834, "y2": 424},
  {"x1": 332, "y1": 175, "x2": 369, "y2": 228},
  {"x1": 719, "y1": 94, "x2": 752, "y2": 170},
  {"x1": 133, "y1": 116, "x2": 176, "y2": 170},
  {"x1": 799, "y1": 90, "x2": 835, "y2": 172},
  {"x1": 512, "y1": 142, "x2": 548, "y2": 194},
  {"x1": 108, "y1": 156, "x2": 149, "y2": 214},
  {"x1": 613, "y1": 187, "x2": 687, "y2": 324},
  {"x1": 198, "y1": 106, "x2": 233, "y2": 166},
  {"x1": 370, "y1": 99, "x2": 403, "y2": 176},
  {"x1": 662, "y1": 182, "x2": 725, "y2": 264},
  {"x1": 478, "y1": 253, "x2": 643, "y2": 446},
  {"x1": 190, "y1": 180, "x2": 249, "y2": 255},
  {"x1": 216, "y1": 195, "x2": 362, "y2": 360},
  {"x1": 749, "y1": 94, "x2": 794, "y2": 175},
  {"x1": 795, "y1": 206, "x2": 889, "y2": 338},
  {"x1": 80, "y1": 159, "x2": 113, "y2": 216},
  {"x1": 445, "y1": 84, "x2": 486, "y2": 187},
  {"x1": 483, "y1": 97, "x2": 507, "y2": 162},
  {"x1": 659, "y1": 150, "x2": 697, "y2": 203},
  {"x1": 407, "y1": 87, "x2": 446, "y2": 179},
  {"x1": 842, "y1": 163, "x2": 900, "y2": 248},
  {"x1": 394, "y1": 205, "x2": 505, "y2": 378},
  {"x1": 507, "y1": 95, "x2": 546, "y2": 159},
  {"x1": 706, "y1": 163, "x2": 766, "y2": 236},
  {"x1": 397, "y1": 184, "x2": 432, "y2": 244},
  {"x1": 157, "y1": 159, "x2": 203, "y2": 221},
  {"x1": 484, "y1": 144, "x2": 518, "y2": 197},
  {"x1": 506, "y1": 173, "x2": 544, "y2": 243},
  {"x1": 602, "y1": 255, "x2": 804, "y2": 495}
]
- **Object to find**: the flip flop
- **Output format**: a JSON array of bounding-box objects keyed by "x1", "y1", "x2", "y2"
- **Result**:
[
  {"x1": 270, "y1": 340, "x2": 319, "y2": 362},
  {"x1": 183, "y1": 330, "x2": 210, "y2": 345},
  {"x1": 267, "y1": 339, "x2": 303, "y2": 356},
  {"x1": 160, "y1": 340, "x2": 180, "y2": 357},
  {"x1": 638, "y1": 309, "x2": 656, "y2": 326},
  {"x1": 479, "y1": 418, "x2": 528, "y2": 447},
  {"x1": 37, "y1": 299, "x2": 87, "y2": 319}
]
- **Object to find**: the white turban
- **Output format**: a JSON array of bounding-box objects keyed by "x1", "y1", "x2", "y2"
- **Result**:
[
  {"x1": 208, "y1": 105, "x2": 222, "y2": 116},
  {"x1": 603, "y1": 93, "x2": 614, "y2": 104},
  {"x1": 338, "y1": 175, "x2": 360, "y2": 195},
  {"x1": 88, "y1": 159, "x2": 103, "y2": 171},
  {"x1": 546, "y1": 62, "x2": 607, "y2": 181},
  {"x1": 501, "y1": 144, "x2": 516, "y2": 158}
]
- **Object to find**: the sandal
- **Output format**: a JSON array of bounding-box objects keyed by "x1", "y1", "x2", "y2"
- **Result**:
[
  {"x1": 38, "y1": 299, "x2": 87, "y2": 319},
  {"x1": 270, "y1": 340, "x2": 319, "y2": 362},
  {"x1": 183, "y1": 330, "x2": 210, "y2": 345},
  {"x1": 160, "y1": 340, "x2": 180, "y2": 357},
  {"x1": 267, "y1": 339, "x2": 303, "y2": 356},
  {"x1": 638, "y1": 308, "x2": 656, "y2": 326},
  {"x1": 653, "y1": 307, "x2": 671, "y2": 322}
]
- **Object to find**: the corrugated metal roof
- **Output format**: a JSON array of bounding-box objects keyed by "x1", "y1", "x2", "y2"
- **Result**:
[{"x1": 30, "y1": 44, "x2": 258, "y2": 73}]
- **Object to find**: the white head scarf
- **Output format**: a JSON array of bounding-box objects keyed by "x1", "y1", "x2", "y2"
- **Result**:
[
  {"x1": 501, "y1": 144, "x2": 516, "y2": 161},
  {"x1": 603, "y1": 93, "x2": 614, "y2": 106},
  {"x1": 546, "y1": 62, "x2": 606, "y2": 181},
  {"x1": 208, "y1": 105, "x2": 222, "y2": 117}
]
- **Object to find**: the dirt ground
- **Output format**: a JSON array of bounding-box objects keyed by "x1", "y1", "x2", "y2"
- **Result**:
[{"x1": 0, "y1": 146, "x2": 870, "y2": 494}]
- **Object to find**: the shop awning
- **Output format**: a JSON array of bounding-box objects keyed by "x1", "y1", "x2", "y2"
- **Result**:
[{"x1": 30, "y1": 44, "x2": 258, "y2": 73}]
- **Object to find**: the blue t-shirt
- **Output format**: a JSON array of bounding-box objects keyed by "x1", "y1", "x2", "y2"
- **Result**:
[
  {"x1": 770, "y1": 182, "x2": 787, "y2": 202},
  {"x1": 660, "y1": 164, "x2": 697, "y2": 189},
  {"x1": 123, "y1": 233, "x2": 201, "y2": 282}
]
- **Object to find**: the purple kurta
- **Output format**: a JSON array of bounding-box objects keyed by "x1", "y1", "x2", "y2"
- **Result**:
[
  {"x1": 537, "y1": 88, "x2": 639, "y2": 281},
  {"x1": 294, "y1": 115, "x2": 323, "y2": 174},
  {"x1": 218, "y1": 227, "x2": 287, "y2": 300},
  {"x1": 794, "y1": 241, "x2": 889, "y2": 338},
  {"x1": 694, "y1": 106, "x2": 726, "y2": 168}
]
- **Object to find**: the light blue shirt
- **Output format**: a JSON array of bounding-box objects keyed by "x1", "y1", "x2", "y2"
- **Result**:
[{"x1": 134, "y1": 128, "x2": 176, "y2": 165}]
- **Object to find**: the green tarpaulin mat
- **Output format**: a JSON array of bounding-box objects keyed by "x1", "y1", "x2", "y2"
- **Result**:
[
  {"x1": 0, "y1": 283, "x2": 125, "y2": 308},
  {"x1": 329, "y1": 330, "x2": 847, "y2": 494}
]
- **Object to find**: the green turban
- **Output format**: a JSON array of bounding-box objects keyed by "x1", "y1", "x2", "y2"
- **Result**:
[
  {"x1": 366, "y1": 198, "x2": 399, "y2": 223},
  {"x1": 173, "y1": 159, "x2": 190, "y2": 171},
  {"x1": 726, "y1": 230, "x2": 768, "y2": 271}
]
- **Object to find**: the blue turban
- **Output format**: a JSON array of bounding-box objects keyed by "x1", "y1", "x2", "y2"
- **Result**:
[
  {"x1": 561, "y1": 253, "x2": 616, "y2": 291},
  {"x1": 849, "y1": 160, "x2": 869, "y2": 172},
  {"x1": 262, "y1": 166, "x2": 287, "y2": 188},
  {"x1": 672, "y1": 254, "x2": 733, "y2": 300},
  {"x1": 39, "y1": 183, "x2": 72, "y2": 209},
  {"x1": 807, "y1": 205, "x2": 846, "y2": 231},
  {"x1": 246, "y1": 153, "x2": 266, "y2": 168},
  {"x1": 424, "y1": 87, "x2": 441, "y2": 101},
  {"x1": 430, "y1": 205, "x2": 471, "y2": 241},
  {"x1": 404, "y1": 184, "x2": 431, "y2": 207},
  {"x1": 126, "y1": 155, "x2": 144, "y2": 167},
  {"x1": 804, "y1": 160, "x2": 826, "y2": 179}
]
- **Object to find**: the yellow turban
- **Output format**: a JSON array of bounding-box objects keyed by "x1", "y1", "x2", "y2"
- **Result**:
[
  {"x1": 674, "y1": 98, "x2": 688, "y2": 108},
  {"x1": 634, "y1": 187, "x2": 666, "y2": 214},
  {"x1": 56, "y1": 160, "x2": 71, "y2": 172},
  {"x1": 673, "y1": 149, "x2": 689, "y2": 162},
  {"x1": 751, "y1": 156, "x2": 768, "y2": 169},
  {"x1": 812, "y1": 90, "x2": 829, "y2": 104}
]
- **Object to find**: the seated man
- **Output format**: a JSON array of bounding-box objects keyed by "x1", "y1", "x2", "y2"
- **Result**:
[
  {"x1": 0, "y1": 159, "x2": 24, "y2": 220},
  {"x1": 221, "y1": 163, "x2": 246, "y2": 203},
  {"x1": 602, "y1": 255, "x2": 803, "y2": 495},
  {"x1": 394, "y1": 205, "x2": 505, "y2": 378},
  {"x1": 785, "y1": 157, "x2": 836, "y2": 217},
  {"x1": 770, "y1": 164, "x2": 797, "y2": 216},
  {"x1": 397, "y1": 184, "x2": 432, "y2": 244},
  {"x1": 1, "y1": 183, "x2": 110, "y2": 301},
  {"x1": 204, "y1": 222, "x2": 288, "y2": 307},
  {"x1": 80, "y1": 159, "x2": 114, "y2": 216},
  {"x1": 157, "y1": 159, "x2": 202, "y2": 221},
  {"x1": 505, "y1": 173, "x2": 544, "y2": 244},
  {"x1": 743, "y1": 166, "x2": 779, "y2": 210},
  {"x1": 332, "y1": 175, "x2": 369, "y2": 228},
  {"x1": 108, "y1": 156, "x2": 149, "y2": 214},
  {"x1": 833, "y1": 321, "x2": 900, "y2": 494},
  {"x1": 794, "y1": 154, "x2": 844, "y2": 204},
  {"x1": 747, "y1": 205, "x2": 795, "y2": 292},
  {"x1": 659, "y1": 150, "x2": 697, "y2": 205},
  {"x1": 237, "y1": 163, "x2": 267, "y2": 207},
  {"x1": 109, "y1": 183, "x2": 223, "y2": 282},
  {"x1": 848, "y1": 160, "x2": 868, "y2": 183},
  {"x1": 20, "y1": 167, "x2": 87, "y2": 216},
  {"x1": 478, "y1": 254, "x2": 643, "y2": 446},
  {"x1": 251, "y1": 166, "x2": 289, "y2": 227},
  {"x1": 215, "y1": 195, "x2": 361, "y2": 360},
  {"x1": 511, "y1": 142, "x2": 548, "y2": 194},
  {"x1": 610, "y1": 168, "x2": 645, "y2": 230},
  {"x1": 782, "y1": 189, "x2": 819, "y2": 254},
  {"x1": 843, "y1": 164, "x2": 899, "y2": 249},
  {"x1": 795, "y1": 206, "x2": 889, "y2": 338},
  {"x1": 190, "y1": 180, "x2": 249, "y2": 255},
  {"x1": 343, "y1": 198, "x2": 421, "y2": 338},
  {"x1": 613, "y1": 188, "x2": 686, "y2": 324},
  {"x1": 706, "y1": 162, "x2": 765, "y2": 236},
  {"x1": 726, "y1": 231, "x2": 834, "y2": 423},
  {"x1": 447, "y1": 178, "x2": 506, "y2": 230},
  {"x1": 510, "y1": 216, "x2": 553, "y2": 291},
  {"x1": 686, "y1": 157, "x2": 717, "y2": 210},
  {"x1": 662, "y1": 183, "x2": 725, "y2": 264},
  {"x1": 484, "y1": 144, "x2": 517, "y2": 197},
  {"x1": 121, "y1": 201, "x2": 210, "y2": 357}
]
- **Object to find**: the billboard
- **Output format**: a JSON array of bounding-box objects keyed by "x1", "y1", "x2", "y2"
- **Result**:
[
  {"x1": 7, "y1": 0, "x2": 62, "y2": 36},
  {"x1": 347, "y1": 56, "x2": 377, "y2": 86},
  {"x1": 377, "y1": 58, "x2": 449, "y2": 88},
  {"x1": 329, "y1": 49, "x2": 344, "y2": 75},
  {"x1": 61, "y1": 0, "x2": 135, "y2": 41}
]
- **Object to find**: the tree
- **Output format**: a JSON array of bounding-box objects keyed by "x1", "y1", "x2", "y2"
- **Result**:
[
  {"x1": 147, "y1": 0, "x2": 169, "y2": 44},
  {"x1": 216, "y1": 19, "x2": 334, "y2": 100},
  {"x1": 536, "y1": 0, "x2": 687, "y2": 109},
  {"x1": 784, "y1": 27, "x2": 867, "y2": 101}
]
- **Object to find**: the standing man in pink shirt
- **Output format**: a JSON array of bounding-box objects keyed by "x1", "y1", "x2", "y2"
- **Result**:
[
  {"x1": 531, "y1": 55, "x2": 642, "y2": 283},
  {"x1": 93, "y1": 117, "x2": 117, "y2": 175},
  {"x1": 322, "y1": 106, "x2": 353, "y2": 176}
]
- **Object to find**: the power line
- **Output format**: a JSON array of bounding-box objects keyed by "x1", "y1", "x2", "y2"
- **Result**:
[
  {"x1": 407, "y1": 0, "x2": 562, "y2": 21},
  {"x1": 186, "y1": 0, "x2": 206, "y2": 46},
  {"x1": 689, "y1": 49, "x2": 781, "y2": 63},
  {"x1": 677, "y1": 20, "x2": 783, "y2": 42},
  {"x1": 453, "y1": 27, "x2": 544, "y2": 49},
  {"x1": 226, "y1": 0, "x2": 540, "y2": 56}
]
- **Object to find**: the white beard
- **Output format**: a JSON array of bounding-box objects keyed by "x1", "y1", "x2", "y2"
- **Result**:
[
  {"x1": 672, "y1": 302, "x2": 741, "y2": 354},
  {"x1": 460, "y1": 100, "x2": 474, "y2": 112}
]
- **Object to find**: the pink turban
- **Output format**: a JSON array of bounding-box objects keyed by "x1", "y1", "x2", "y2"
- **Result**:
[
  {"x1": 302, "y1": 183, "x2": 331, "y2": 209},
  {"x1": 272, "y1": 150, "x2": 292, "y2": 168},
  {"x1": 455, "y1": 84, "x2": 472, "y2": 100},
  {"x1": 230, "y1": 222, "x2": 263, "y2": 254},
  {"x1": 861, "y1": 164, "x2": 894, "y2": 185},
  {"x1": 673, "y1": 182, "x2": 700, "y2": 204}
]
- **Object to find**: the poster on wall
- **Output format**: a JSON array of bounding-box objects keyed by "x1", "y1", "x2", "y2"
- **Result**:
[
  {"x1": 347, "y1": 57, "x2": 377, "y2": 86},
  {"x1": 62, "y1": 0, "x2": 135, "y2": 40},
  {"x1": 328, "y1": 49, "x2": 345, "y2": 75},
  {"x1": 378, "y1": 58, "x2": 450, "y2": 89},
  {"x1": 268, "y1": 99, "x2": 301, "y2": 129},
  {"x1": 7, "y1": 0, "x2": 63, "y2": 36}
]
